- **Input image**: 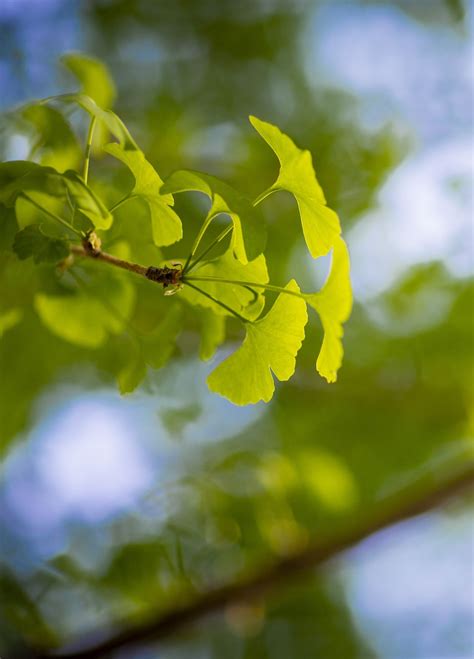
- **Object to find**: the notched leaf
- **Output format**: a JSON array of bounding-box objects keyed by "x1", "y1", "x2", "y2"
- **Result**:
[
  {"x1": 250, "y1": 115, "x2": 341, "y2": 259},
  {"x1": 162, "y1": 169, "x2": 266, "y2": 263},
  {"x1": 207, "y1": 280, "x2": 308, "y2": 405}
]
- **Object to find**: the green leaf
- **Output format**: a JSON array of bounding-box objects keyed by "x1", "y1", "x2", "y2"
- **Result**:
[
  {"x1": 304, "y1": 238, "x2": 352, "y2": 382},
  {"x1": 199, "y1": 309, "x2": 226, "y2": 361},
  {"x1": 207, "y1": 280, "x2": 307, "y2": 404},
  {"x1": 34, "y1": 274, "x2": 134, "y2": 348},
  {"x1": 182, "y1": 246, "x2": 269, "y2": 320},
  {"x1": 250, "y1": 116, "x2": 341, "y2": 259},
  {"x1": 45, "y1": 93, "x2": 138, "y2": 150},
  {"x1": 161, "y1": 169, "x2": 266, "y2": 263},
  {"x1": 62, "y1": 52, "x2": 116, "y2": 110},
  {"x1": 0, "y1": 308, "x2": 22, "y2": 339},
  {"x1": 105, "y1": 144, "x2": 182, "y2": 246},
  {"x1": 13, "y1": 225, "x2": 69, "y2": 264},
  {"x1": 117, "y1": 304, "x2": 182, "y2": 394},
  {"x1": 0, "y1": 161, "x2": 112, "y2": 230},
  {"x1": 21, "y1": 104, "x2": 82, "y2": 172}
]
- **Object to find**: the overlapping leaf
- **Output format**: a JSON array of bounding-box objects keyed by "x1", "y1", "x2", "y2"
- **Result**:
[
  {"x1": 0, "y1": 161, "x2": 112, "y2": 230},
  {"x1": 105, "y1": 144, "x2": 182, "y2": 247},
  {"x1": 13, "y1": 224, "x2": 69, "y2": 264},
  {"x1": 304, "y1": 238, "x2": 352, "y2": 382},
  {"x1": 161, "y1": 170, "x2": 266, "y2": 263},
  {"x1": 182, "y1": 245, "x2": 269, "y2": 321},
  {"x1": 207, "y1": 280, "x2": 307, "y2": 404},
  {"x1": 250, "y1": 116, "x2": 340, "y2": 259}
]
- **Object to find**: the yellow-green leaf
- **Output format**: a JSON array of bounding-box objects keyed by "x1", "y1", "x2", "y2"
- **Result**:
[
  {"x1": 199, "y1": 310, "x2": 226, "y2": 361},
  {"x1": 207, "y1": 280, "x2": 307, "y2": 405},
  {"x1": 250, "y1": 116, "x2": 340, "y2": 259},
  {"x1": 161, "y1": 169, "x2": 266, "y2": 263},
  {"x1": 304, "y1": 238, "x2": 352, "y2": 382},
  {"x1": 105, "y1": 144, "x2": 182, "y2": 247},
  {"x1": 62, "y1": 52, "x2": 116, "y2": 110}
]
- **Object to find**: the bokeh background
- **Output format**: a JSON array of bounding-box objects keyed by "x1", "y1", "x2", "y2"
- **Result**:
[{"x1": 0, "y1": 1, "x2": 473, "y2": 657}]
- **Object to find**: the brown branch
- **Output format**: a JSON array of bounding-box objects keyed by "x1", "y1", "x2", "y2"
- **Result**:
[
  {"x1": 30, "y1": 464, "x2": 474, "y2": 659},
  {"x1": 71, "y1": 245, "x2": 182, "y2": 288}
]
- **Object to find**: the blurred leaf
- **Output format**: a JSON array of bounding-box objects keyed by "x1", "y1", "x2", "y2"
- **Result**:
[
  {"x1": 208, "y1": 280, "x2": 307, "y2": 404},
  {"x1": 0, "y1": 161, "x2": 112, "y2": 230},
  {"x1": 0, "y1": 308, "x2": 22, "y2": 339},
  {"x1": 21, "y1": 104, "x2": 81, "y2": 172},
  {"x1": 13, "y1": 224, "x2": 69, "y2": 264},
  {"x1": 304, "y1": 238, "x2": 352, "y2": 382},
  {"x1": 34, "y1": 273, "x2": 134, "y2": 348},
  {"x1": 250, "y1": 116, "x2": 341, "y2": 259},
  {"x1": 106, "y1": 143, "x2": 182, "y2": 246},
  {"x1": 62, "y1": 52, "x2": 116, "y2": 109},
  {"x1": 199, "y1": 309, "x2": 226, "y2": 360},
  {"x1": 162, "y1": 169, "x2": 266, "y2": 263}
]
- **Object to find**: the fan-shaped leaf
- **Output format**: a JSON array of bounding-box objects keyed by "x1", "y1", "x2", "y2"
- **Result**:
[
  {"x1": 304, "y1": 238, "x2": 352, "y2": 382},
  {"x1": 105, "y1": 144, "x2": 182, "y2": 247},
  {"x1": 250, "y1": 116, "x2": 340, "y2": 259},
  {"x1": 207, "y1": 280, "x2": 307, "y2": 404},
  {"x1": 161, "y1": 169, "x2": 266, "y2": 263},
  {"x1": 13, "y1": 224, "x2": 69, "y2": 264}
]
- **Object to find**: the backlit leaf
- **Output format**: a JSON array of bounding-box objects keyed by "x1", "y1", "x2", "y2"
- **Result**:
[
  {"x1": 304, "y1": 238, "x2": 352, "y2": 382},
  {"x1": 161, "y1": 169, "x2": 266, "y2": 263},
  {"x1": 207, "y1": 280, "x2": 307, "y2": 404},
  {"x1": 250, "y1": 116, "x2": 341, "y2": 259},
  {"x1": 199, "y1": 310, "x2": 226, "y2": 361},
  {"x1": 105, "y1": 144, "x2": 182, "y2": 246},
  {"x1": 62, "y1": 52, "x2": 116, "y2": 110},
  {"x1": 182, "y1": 246, "x2": 268, "y2": 321}
]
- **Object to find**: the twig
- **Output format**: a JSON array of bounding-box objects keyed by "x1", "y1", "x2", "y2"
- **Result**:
[{"x1": 29, "y1": 464, "x2": 474, "y2": 659}]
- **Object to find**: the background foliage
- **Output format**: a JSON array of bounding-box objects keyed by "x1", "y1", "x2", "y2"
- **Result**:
[{"x1": 0, "y1": 1, "x2": 472, "y2": 658}]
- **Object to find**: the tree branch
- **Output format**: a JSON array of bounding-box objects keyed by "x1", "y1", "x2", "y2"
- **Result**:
[{"x1": 30, "y1": 464, "x2": 474, "y2": 659}]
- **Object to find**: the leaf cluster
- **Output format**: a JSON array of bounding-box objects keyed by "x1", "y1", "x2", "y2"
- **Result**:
[{"x1": 0, "y1": 53, "x2": 352, "y2": 405}]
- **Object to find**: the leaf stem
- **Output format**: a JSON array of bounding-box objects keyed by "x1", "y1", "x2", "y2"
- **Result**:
[
  {"x1": 183, "y1": 280, "x2": 248, "y2": 323},
  {"x1": 185, "y1": 275, "x2": 306, "y2": 300},
  {"x1": 21, "y1": 193, "x2": 82, "y2": 237},
  {"x1": 109, "y1": 193, "x2": 135, "y2": 214},
  {"x1": 183, "y1": 212, "x2": 218, "y2": 272},
  {"x1": 252, "y1": 187, "x2": 276, "y2": 207},
  {"x1": 83, "y1": 115, "x2": 97, "y2": 184},
  {"x1": 184, "y1": 223, "x2": 233, "y2": 275}
]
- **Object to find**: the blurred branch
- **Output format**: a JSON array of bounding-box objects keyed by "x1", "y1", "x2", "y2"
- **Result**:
[{"x1": 31, "y1": 464, "x2": 474, "y2": 659}]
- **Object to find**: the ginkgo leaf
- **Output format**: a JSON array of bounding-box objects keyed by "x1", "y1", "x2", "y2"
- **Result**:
[
  {"x1": 46, "y1": 93, "x2": 138, "y2": 150},
  {"x1": 250, "y1": 116, "x2": 340, "y2": 259},
  {"x1": 0, "y1": 161, "x2": 112, "y2": 230},
  {"x1": 21, "y1": 104, "x2": 82, "y2": 172},
  {"x1": 62, "y1": 52, "x2": 116, "y2": 110},
  {"x1": 105, "y1": 144, "x2": 182, "y2": 247},
  {"x1": 304, "y1": 238, "x2": 352, "y2": 382},
  {"x1": 182, "y1": 246, "x2": 269, "y2": 320},
  {"x1": 34, "y1": 274, "x2": 134, "y2": 348},
  {"x1": 161, "y1": 169, "x2": 266, "y2": 263},
  {"x1": 13, "y1": 224, "x2": 69, "y2": 264},
  {"x1": 207, "y1": 280, "x2": 307, "y2": 405},
  {"x1": 117, "y1": 304, "x2": 182, "y2": 394},
  {"x1": 199, "y1": 310, "x2": 226, "y2": 361}
]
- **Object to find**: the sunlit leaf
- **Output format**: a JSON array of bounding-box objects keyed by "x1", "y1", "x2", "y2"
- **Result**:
[
  {"x1": 208, "y1": 280, "x2": 307, "y2": 404},
  {"x1": 105, "y1": 144, "x2": 182, "y2": 246},
  {"x1": 0, "y1": 309, "x2": 22, "y2": 339},
  {"x1": 199, "y1": 309, "x2": 226, "y2": 361},
  {"x1": 250, "y1": 116, "x2": 340, "y2": 259},
  {"x1": 13, "y1": 224, "x2": 69, "y2": 264},
  {"x1": 161, "y1": 169, "x2": 266, "y2": 263},
  {"x1": 304, "y1": 238, "x2": 352, "y2": 382},
  {"x1": 21, "y1": 104, "x2": 81, "y2": 172},
  {"x1": 182, "y1": 246, "x2": 269, "y2": 320},
  {"x1": 34, "y1": 274, "x2": 134, "y2": 348},
  {"x1": 0, "y1": 161, "x2": 112, "y2": 230},
  {"x1": 62, "y1": 52, "x2": 116, "y2": 110}
]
